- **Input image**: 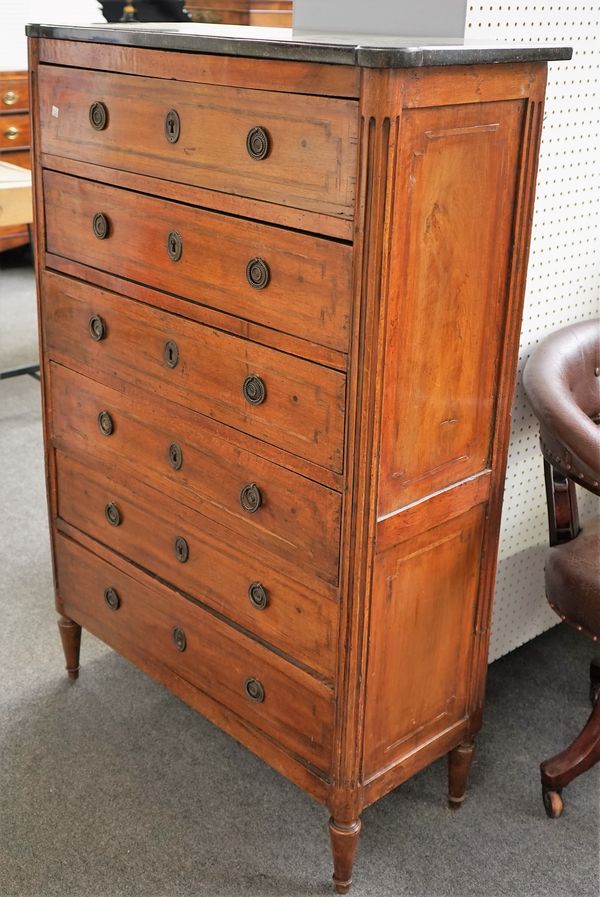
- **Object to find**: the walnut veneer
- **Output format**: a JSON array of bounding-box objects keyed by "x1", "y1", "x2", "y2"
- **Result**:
[{"x1": 28, "y1": 27, "x2": 569, "y2": 892}]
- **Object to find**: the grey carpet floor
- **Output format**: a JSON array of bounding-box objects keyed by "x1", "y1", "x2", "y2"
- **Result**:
[{"x1": 0, "y1": 252, "x2": 598, "y2": 897}]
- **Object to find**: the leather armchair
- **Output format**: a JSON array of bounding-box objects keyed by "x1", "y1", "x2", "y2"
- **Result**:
[{"x1": 523, "y1": 318, "x2": 600, "y2": 818}]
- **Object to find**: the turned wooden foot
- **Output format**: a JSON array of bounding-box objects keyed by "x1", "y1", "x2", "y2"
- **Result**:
[
  {"x1": 541, "y1": 690, "x2": 600, "y2": 818},
  {"x1": 448, "y1": 738, "x2": 476, "y2": 809},
  {"x1": 57, "y1": 615, "x2": 82, "y2": 681},
  {"x1": 328, "y1": 817, "x2": 362, "y2": 894}
]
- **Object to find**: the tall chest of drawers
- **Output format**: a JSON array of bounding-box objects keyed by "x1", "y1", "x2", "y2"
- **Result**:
[{"x1": 28, "y1": 24, "x2": 570, "y2": 893}]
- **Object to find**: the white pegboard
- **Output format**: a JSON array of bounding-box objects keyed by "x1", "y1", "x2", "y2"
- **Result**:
[{"x1": 463, "y1": 4, "x2": 600, "y2": 659}]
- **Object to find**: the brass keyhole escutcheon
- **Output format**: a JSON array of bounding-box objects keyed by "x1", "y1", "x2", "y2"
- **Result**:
[
  {"x1": 172, "y1": 627, "x2": 187, "y2": 652},
  {"x1": 248, "y1": 582, "x2": 268, "y2": 611},
  {"x1": 88, "y1": 314, "x2": 106, "y2": 341},
  {"x1": 244, "y1": 677, "x2": 265, "y2": 703},
  {"x1": 246, "y1": 126, "x2": 270, "y2": 161},
  {"x1": 240, "y1": 483, "x2": 262, "y2": 514},
  {"x1": 246, "y1": 257, "x2": 270, "y2": 290},
  {"x1": 97, "y1": 410, "x2": 114, "y2": 436},
  {"x1": 104, "y1": 587, "x2": 120, "y2": 611},
  {"x1": 92, "y1": 212, "x2": 109, "y2": 240},
  {"x1": 242, "y1": 375, "x2": 266, "y2": 406},
  {"x1": 104, "y1": 502, "x2": 122, "y2": 527},
  {"x1": 174, "y1": 536, "x2": 189, "y2": 564},
  {"x1": 168, "y1": 442, "x2": 183, "y2": 470},
  {"x1": 164, "y1": 340, "x2": 179, "y2": 369},
  {"x1": 167, "y1": 231, "x2": 183, "y2": 261},
  {"x1": 165, "y1": 109, "x2": 180, "y2": 144},
  {"x1": 89, "y1": 101, "x2": 108, "y2": 130}
]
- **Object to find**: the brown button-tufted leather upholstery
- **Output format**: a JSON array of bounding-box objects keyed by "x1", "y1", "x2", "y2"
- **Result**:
[
  {"x1": 546, "y1": 519, "x2": 600, "y2": 639},
  {"x1": 523, "y1": 319, "x2": 600, "y2": 815},
  {"x1": 523, "y1": 318, "x2": 600, "y2": 639},
  {"x1": 523, "y1": 318, "x2": 600, "y2": 495}
]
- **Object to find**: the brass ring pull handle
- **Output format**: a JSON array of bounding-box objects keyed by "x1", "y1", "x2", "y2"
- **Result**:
[
  {"x1": 104, "y1": 587, "x2": 120, "y2": 611},
  {"x1": 165, "y1": 109, "x2": 180, "y2": 143},
  {"x1": 248, "y1": 582, "x2": 268, "y2": 610},
  {"x1": 246, "y1": 126, "x2": 270, "y2": 161},
  {"x1": 240, "y1": 483, "x2": 262, "y2": 514},
  {"x1": 244, "y1": 677, "x2": 265, "y2": 703},
  {"x1": 88, "y1": 314, "x2": 106, "y2": 341},
  {"x1": 97, "y1": 410, "x2": 114, "y2": 436},
  {"x1": 242, "y1": 375, "x2": 266, "y2": 406},
  {"x1": 92, "y1": 212, "x2": 109, "y2": 240},
  {"x1": 89, "y1": 101, "x2": 108, "y2": 130},
  {"x1": 4, "y1": 126, "x2": 19, "y2": 140},
  {"x1": 246, "y1": 257, "x2": 270, "y2": 290},
  {"x1": 2, "y1": 90, "x2": 18, "y2": 106},
  {"x1": 104, "y1": 502, "x2": 122, "y2": 527},
  {"x1": 168, "y1": 442, "x2": 183, "y2": 470}
]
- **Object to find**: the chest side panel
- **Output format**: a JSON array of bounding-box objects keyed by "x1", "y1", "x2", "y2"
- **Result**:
[
  {"x1": 359, "y1": 65, "x2": 547, "y2": 795},
  {"x1": 363, "y1": 504, "x2": 485, "y2": 778},
  {"x1": 378, "y1": 99, "x2": 525, "y2": 514}
]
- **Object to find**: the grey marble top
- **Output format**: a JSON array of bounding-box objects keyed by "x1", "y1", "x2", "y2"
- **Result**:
[{"x1": 26, "y1": 23, "x2": 572, "y2": 68}]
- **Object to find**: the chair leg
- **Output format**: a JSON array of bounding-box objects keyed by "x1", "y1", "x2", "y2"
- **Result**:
[
  {"x1": 589, "y1": 658, "x2": 600, "y2": 706},
  {"x1": 541, "y1": 691, "x2": 600, "y2": 818}
]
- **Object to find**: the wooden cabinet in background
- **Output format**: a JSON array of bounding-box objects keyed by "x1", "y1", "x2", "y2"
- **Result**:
[
  {"x1": 186, "y1": 1, "x2": 292, "y2": 26},
  {"x1": 28, "y1": 23, "x2": 570, "y2": 894},
  {"x1": 0, "y1": 71, "x2": 31, "y2": 251}
]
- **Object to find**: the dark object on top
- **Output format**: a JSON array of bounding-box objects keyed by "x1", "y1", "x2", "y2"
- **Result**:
[
  {"x1": 523, "y1": 318, "x2": 600, "y2": 820},
  {"x1": 99, "y1": 1, "x2": 191, "y2": 22}
]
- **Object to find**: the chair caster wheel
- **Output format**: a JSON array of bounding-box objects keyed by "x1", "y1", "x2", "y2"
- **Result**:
[{"x1": 542, "y1": 787, "x2": 564, "y2": 818}]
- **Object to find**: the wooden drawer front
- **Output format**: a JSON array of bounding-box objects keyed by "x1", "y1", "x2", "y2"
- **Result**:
[
  {"x1": 56, "y1": 451, "x2": 338, "y2": 679},
  {"x1": 43, "y1": 272, "x2": 345, "y2": 473},
  {"x1": 43, "y1": 172, "x2": 352, "y2": 353},
  {"x1": 1, "y1": 114, "x2": 30, "y2": 150},
  {"x1": 38, "y1": 65, "x2": 358, "y2": 220},
  {"x1": 0, "y1": 77, "x2": 28, "y2": 113},
  {"x1": 50, "y1": 364, "x2": 341, "y2": 585},
  {"x1": 55, "y1": 534, "x2": 334, "y2": 772},
  {"x1": 0, "y1": 149, "x2": 30, "y2": 168}
]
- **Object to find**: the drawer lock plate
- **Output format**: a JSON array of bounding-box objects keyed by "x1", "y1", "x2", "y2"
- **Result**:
[{"x1": 165, "y1": 109, "x2": 180, "y2": 144}]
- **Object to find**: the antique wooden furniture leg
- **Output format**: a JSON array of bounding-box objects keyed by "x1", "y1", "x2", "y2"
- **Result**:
[
  {"x1": 541, "y1": 697, "x2": 600, "y2": 818},
  {"x1": 57, "y1": 615, "x2": 82, "y2": 681},
  {"x1": 329, "y1": 818, "x2": 362, "y2": 895},
  {"x1": 448, "y1": 739, "x2": 476, "y2": 810}
]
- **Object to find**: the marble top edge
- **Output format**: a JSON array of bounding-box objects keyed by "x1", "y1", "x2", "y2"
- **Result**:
[{"x1": 25, "y1": 23, "x2": 573, "y2": 68}]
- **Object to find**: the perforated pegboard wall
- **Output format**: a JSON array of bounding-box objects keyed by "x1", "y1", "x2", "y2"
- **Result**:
[{"x1": 463, "y1": 4, "x2": 599, "y2": 660}]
